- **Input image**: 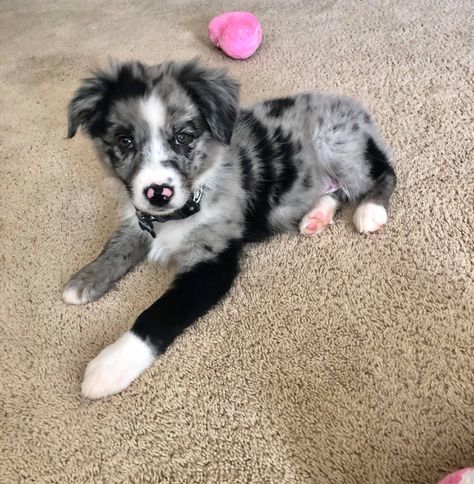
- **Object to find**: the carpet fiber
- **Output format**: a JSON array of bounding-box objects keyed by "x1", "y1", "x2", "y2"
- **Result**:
[{"x1": 1, "y1": 1, "x2": 473, "y2": 482}]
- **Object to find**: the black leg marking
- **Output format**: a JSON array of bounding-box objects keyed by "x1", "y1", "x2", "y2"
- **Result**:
[
  {"x1": 362, "y1": 138, "x2": 397, "y2": 209},
  {"x1": 365, "y1": 137, "x2": 392, "y2": 180},
  {"x1": 131, "y1": 242, "x2": 241, "y2": 351}
]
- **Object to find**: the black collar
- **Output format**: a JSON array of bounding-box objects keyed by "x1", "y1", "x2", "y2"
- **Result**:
[{"x1": 135, "y1": 186, "x2": 204, "y2": 238}]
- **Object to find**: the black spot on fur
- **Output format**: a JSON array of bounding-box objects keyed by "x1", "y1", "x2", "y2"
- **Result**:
[
  {"x1": 238, "y1": 146, "x2": 254, "y2": 192},
  {"x1": 365, "y1": 137, "x2": 392, "y2": 180},
  {"x1": 239, "y1": 110, "x2": 276, "y2": 241},
  {"x1": 352, "y1": 123, "x2": 359, "y2": 131},
  {"x1": 112, "y1": 64, "x2": 149, "y2": 100},
  {"x1": 238, "y1": 112, "x2": 298, "y2": 241},
  {"x1": 264, "y1": 97, "x2": 296, "y2": 118},
  {"x1": 272, "y1": 127, "x2": 297, "y2": 202},
  {"x1": 132, "y1": 241, "x2": 241, "y2": 351},
  {"x1": 203, "y1": 244, "x2": 214, "y2": 253},
  {"x1": 302, "y1": 172, "x2": 313, "y2": 189}
]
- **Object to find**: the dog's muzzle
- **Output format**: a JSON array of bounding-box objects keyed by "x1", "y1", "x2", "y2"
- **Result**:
[{"x1": 136, "y1": 186, "x2": 204, "y2": 238}]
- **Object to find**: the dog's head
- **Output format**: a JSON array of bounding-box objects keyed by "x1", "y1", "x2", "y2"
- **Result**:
[{"x1": 68, "y1": 60, "x2": 239, "y2": 214}]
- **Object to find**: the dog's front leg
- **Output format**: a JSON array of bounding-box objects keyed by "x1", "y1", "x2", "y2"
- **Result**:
[
  {"x1": 63, "y1": 222, "x2": 150, "y2": 305},
  {"x1": 80, "y1": 242, "x2": 242, "y2": 399}
]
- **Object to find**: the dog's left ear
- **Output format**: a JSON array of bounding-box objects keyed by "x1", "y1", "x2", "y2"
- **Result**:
[{"x1": 174, "y1": 61, "x2": 240, "y2": 145}]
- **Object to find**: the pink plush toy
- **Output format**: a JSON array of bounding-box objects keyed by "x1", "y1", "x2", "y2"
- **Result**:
[
  {"x1": 208, "y1": 12, "x2": 263, "y2": 60},
  {"x1": 439, "y1": 468, "x2": 474, "y2": 484}
]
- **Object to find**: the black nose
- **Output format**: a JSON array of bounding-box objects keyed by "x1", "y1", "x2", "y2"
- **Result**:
[{"x1": 144, "y1": 184, "x2": 174, "y2": 207}]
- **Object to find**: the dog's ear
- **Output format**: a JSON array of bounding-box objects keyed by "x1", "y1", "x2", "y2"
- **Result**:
[
  {"x1": 67, "y1": 73, "x2": 110, "y2": 138},
  {"x1": 174, "y1": 61, "x2": 240, "y2": 145},
  {"x1": 68, "y1": 62, "x2": 149, "y2": 138}
]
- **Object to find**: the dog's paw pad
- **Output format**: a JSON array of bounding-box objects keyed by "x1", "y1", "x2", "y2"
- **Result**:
[
  {"x1": 81, "y1": 332, "x2": 154, "y2": 399},
  {"x1": 353, "y1": 202, "x2": 387, "y2": 234},
  {"x1": 300, "y1": 196, "x2": 337, "y2": 237}
]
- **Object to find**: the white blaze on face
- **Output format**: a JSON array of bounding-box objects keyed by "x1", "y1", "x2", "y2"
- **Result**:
[
  {"x1": 132, "y1": 94, "x2": 188, "y2": 212},
  {"x1": 141, "y1": 93, "x2": 166, "y2": 162}
]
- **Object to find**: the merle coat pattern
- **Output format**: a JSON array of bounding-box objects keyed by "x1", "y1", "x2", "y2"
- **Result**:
[{"x1": 65, "y1": 60, "x2": 396, "y2": 399}]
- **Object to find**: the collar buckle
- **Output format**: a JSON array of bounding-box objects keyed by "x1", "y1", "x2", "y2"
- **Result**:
[{"x1": 192, "y1": 186, "x2": 204, "y2": 204}]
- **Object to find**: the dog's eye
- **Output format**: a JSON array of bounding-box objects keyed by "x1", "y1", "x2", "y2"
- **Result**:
[
  {"x1": 118, "y1": 136, "x2": 134, "y2": 150},
  {"x1": 174, "y1": 132, "x2": 192, "y2": 146}
]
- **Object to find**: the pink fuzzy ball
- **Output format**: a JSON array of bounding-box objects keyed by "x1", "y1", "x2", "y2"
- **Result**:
[
  {"x1": 438, "y1": 468, "x2": 474, "y2": 484},
  {"x1": 208, "y1": 12, "x2": 263, "y2": 60}
]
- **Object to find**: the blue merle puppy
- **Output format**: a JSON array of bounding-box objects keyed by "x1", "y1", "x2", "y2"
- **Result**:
[{"x1": 64, "y1": 60, "x2": 396, "y2": 399}]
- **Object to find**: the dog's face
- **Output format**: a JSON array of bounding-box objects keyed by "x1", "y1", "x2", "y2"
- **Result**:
[{"x1": 68, "y1": 61, "x2": 239, "y2": 214}]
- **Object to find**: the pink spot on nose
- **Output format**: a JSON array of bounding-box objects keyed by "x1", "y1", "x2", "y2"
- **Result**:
[
  {"x1": 162, "y1": 187, "x2": 173, "y2": 198},
  {"x1": 146, "y1": 187, "x2": 155, "y2": 199}
]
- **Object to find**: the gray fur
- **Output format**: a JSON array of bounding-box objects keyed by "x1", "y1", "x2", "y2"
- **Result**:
[
  {"x1": 64, "y1": 223, "x2": 150, "y2": 303},
  {"x1": 65, "y1": 60, "x2": 395, "y2": 302}
]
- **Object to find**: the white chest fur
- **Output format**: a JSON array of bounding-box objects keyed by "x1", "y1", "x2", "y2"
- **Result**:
[
  {"x1": 146, "y1": 199, "x2": 225, "y2": 264},
  {"x1": 147, "y1": 218, "x2": 192, "y2": 263}
]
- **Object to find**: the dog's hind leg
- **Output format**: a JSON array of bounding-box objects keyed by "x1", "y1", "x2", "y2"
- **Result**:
[
  {"x1": 63, "y1": 221, "x2": 150, "y2": 305},
  {"x1": 353, "y1": 138, "x2": 397, "y2": 234},
  {"x1": 299, "y1": 194, "x2": 339, "y2": 237}
]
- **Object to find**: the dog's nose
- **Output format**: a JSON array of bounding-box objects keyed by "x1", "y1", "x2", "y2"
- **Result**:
[{"x1": 144, "y1": 184, "x2": 174, "y2": 207}]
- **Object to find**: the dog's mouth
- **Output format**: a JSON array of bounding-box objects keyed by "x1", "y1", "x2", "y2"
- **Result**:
[{"x1": 133, "y1": 201, "x2": 176, "y2": 217}]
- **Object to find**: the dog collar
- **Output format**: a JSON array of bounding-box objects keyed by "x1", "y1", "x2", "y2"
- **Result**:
[{"x1": 135, "y1": 186, "x2": 204, "y2": 238}]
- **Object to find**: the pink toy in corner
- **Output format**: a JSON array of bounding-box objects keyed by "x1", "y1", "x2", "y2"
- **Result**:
[
  {"x1": 208, "y1": 12, "x2": 263, "y2": 60},
  {"x1": 439, "y1": 468, "x2": 474, "y2": 484}
]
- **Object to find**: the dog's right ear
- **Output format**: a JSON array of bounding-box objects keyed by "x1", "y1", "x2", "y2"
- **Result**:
[
  {"x1": 67, "y1": 62, "x2": 149, "y2": 138},
  {"x1": 67, "y1": 73, "x2": 110, "y2": 138}
]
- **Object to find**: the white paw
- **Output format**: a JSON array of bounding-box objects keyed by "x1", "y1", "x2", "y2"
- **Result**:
[
  {"x1": 63, "y1": 285, "x2": 88, "y2": 305},
  {"x1": 353, "y1": 202, "x2": 387, "y2": 234},
  {"x1": 81, "y1": 332, "x2": 155, "y2": 399}
]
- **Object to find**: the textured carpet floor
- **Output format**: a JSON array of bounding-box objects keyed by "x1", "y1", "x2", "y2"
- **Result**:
[{"x1": 1, "y1": 1, "x2": 473, "y2": 483}]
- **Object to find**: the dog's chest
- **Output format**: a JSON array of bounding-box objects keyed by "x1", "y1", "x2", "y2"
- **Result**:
[
  {"x1": 147, "y1": 220, "x2": 189, "y2": 263},
  {"x1": 146, "y1": 201, "x2": 223, "y2": 264}
]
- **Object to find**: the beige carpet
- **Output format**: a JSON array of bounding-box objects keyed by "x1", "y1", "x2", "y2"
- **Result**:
[{"x1": 1, "y1": 0, "x2": 473, "y2": 482}]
